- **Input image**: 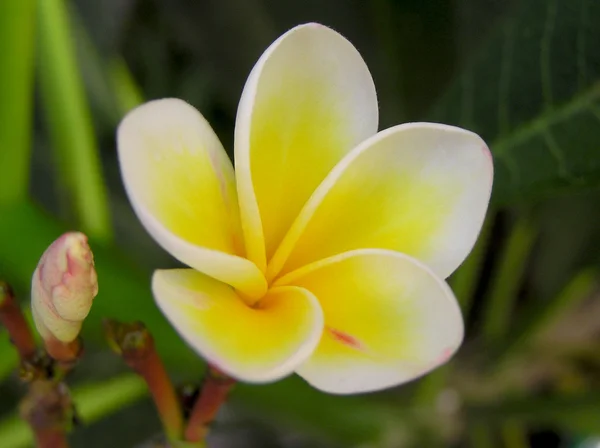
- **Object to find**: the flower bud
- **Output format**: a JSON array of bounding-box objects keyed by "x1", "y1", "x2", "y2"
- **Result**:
[{"x1": 31, "y1": 232, "x2": 98, "y2": 344}]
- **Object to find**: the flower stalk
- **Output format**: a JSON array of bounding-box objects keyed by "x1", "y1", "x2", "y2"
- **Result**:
[
  {"x1": 45, "y1": 337, "x2": 83, "y2": 380},
  {"x1": 104, "y1": 320, "x2": 184, "y2": 442},
  {"x1": 184, "y1": 366, "x2": 235, "y2": 443}
]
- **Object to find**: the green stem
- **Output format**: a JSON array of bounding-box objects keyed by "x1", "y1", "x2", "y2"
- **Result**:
[
  {"x1": 0, "y1": 0, "x2": 36, "y2": 204},
  {"x1": 0, "y1": 374, "x2": 147, "y2": 448},
  {"x1": 36, "y1": 0, "x2": 112, "y2": 241},
  {"x1": 482, "y1": 213, "x2": 537, "y2": 343}
]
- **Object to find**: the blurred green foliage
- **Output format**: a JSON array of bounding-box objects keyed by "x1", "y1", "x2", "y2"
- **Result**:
[{"x1": 0, "y1": 0, "x2": 599, "y2": 447}]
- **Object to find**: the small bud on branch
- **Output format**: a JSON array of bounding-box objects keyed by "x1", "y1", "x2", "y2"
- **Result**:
[{"x1": 31, "y1": 232, "x2": 97, "y2": 370}]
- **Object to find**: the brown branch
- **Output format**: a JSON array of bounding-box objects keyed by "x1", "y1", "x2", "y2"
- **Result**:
[
  {"x1": 32, "y1": 428, "x2": 69, "y2": 448},
  {"x1": 104, "y1": 320, "x2": 184, "y2": 442},
  {"x1": 0, "y1": 280, "x2": 54, "y2": 382},
  {"x1": 44, "y1": 336, "x2": 83, "y2": 380},
  {"x1": 184, "y1": 366, "x2": 235, "y2": 443},
  {"x1": 19, "y1": 380, "x2": 73, "y2": 448},
  {"x1": 0, "y1": 281, "x2": 37, "y2": 360}
]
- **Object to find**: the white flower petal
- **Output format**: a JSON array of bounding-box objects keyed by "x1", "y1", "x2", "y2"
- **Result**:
[
  {"x1": 118, "y1": 98, "x2": 266, "y2": 298},
  {"x1": 234, "y1": 23, "x2": 378, "y2": 270},
  {"x1": 269, "y1": 123, "x2": 493, "y2": 281},
  {"x1": 275, "y1": 249, "x2": 463, "y2": 394},
  {"x1": 153, "y1": 269, "x2": 323, "y2": 382}
]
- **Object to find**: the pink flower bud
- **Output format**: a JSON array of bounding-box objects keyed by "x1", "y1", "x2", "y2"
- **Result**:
[{"x1": 31, "y1": 232, "x2": 98, "y2": 343}]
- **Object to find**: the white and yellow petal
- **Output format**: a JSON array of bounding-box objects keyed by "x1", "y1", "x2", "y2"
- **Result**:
[
  {"x1": 152, "y1": 269, "x2": 324, "y2": 382},
  {"x1": 235, "y1": 23, "x2": 378, "y2": 270},
  {"x1": 268, "y1": 123, "x2": 493, "y2": 281},
  {"x1": 118, "y1": 99, "x2": 266, "y2": 299},
  {"x1": 274, "y1": 249, "x2": 463, "y2": 394}
]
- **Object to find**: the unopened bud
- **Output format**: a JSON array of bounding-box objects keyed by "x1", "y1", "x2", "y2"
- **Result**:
[{"x1": 31, "y1": 232, "x2": 98, "y2": 344}]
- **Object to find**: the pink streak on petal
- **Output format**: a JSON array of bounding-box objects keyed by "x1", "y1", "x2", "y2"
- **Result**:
[{"x1": 328, "y1": 327, "x2": 362, "y2": 350}]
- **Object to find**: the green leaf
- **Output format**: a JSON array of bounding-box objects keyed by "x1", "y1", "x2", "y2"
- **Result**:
[
  {"x1": 0, "y1": 201, "x2": 395, "y2": 446},
  {"x1": 0, "y1": 0, "x2": 36, "y2": 204},
  {"x1": 430, "y1": 0, "x2": 600, "y2": 203},
  {"x1": 36, "y1": 0, "x2": 112, "y2": 241},
  {"x1": 482, "y1": 213, "x2": 538, "y2": 343},
  {"x1": 71, "y1": 12, "x2": 143, "y2": 130},
  {"x1": 109, "y1": 58, "x2": 144, "y2": 116}
]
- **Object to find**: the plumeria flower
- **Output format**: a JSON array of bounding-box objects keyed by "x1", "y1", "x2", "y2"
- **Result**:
[{"x1": 117, "y1": 23, "x2": 493, "y2": 394}]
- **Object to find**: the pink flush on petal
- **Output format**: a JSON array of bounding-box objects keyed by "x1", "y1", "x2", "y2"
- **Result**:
[{"x1": 437, "y1": 347, "x2": 455, "y2": 365}]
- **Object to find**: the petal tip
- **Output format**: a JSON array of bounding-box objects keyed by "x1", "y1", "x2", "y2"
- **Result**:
[
  {"x1": 289, "y1": 22, "x2": 335, "y2": 33},
  {"x1": 118, "y1": 98, "x2": 190, "y2": 133},
  {"x1": 481, "y1": 143, "x2": 495, "y2": 190}
]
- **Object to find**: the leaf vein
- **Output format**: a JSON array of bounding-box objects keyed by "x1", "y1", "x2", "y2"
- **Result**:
[
  {"x1": 493, "y1": 81, "x2": 600, "y2": 155},
  {"x1": 541, "y1": 127, "x2": 569, "y2": 180}
]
